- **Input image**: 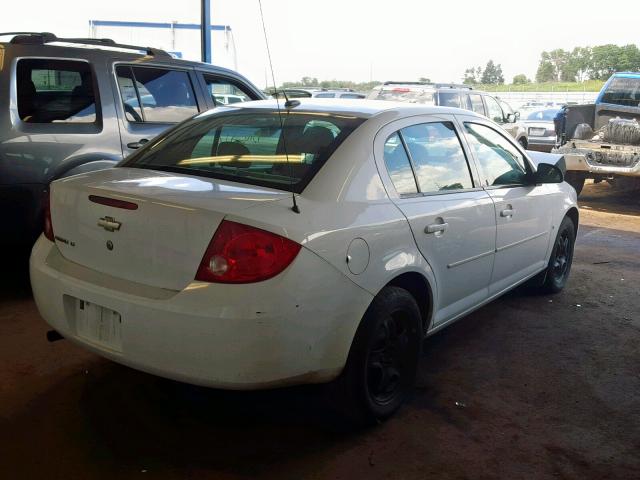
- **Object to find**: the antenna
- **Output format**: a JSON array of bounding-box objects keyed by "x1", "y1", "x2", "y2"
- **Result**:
[{"x1": 258, "y1": 0, "x2": 300, "y2": 214}]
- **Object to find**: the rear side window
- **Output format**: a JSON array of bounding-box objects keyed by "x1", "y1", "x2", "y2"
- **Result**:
[
  {"x1": 116, "y1": 66, "x2": 198, "y2": 123},
  {"x1": 314, "y1": 93, "x2": 336, "y2": 98},
  {"x1": 438, "y1": 92, "x2": 461, "y2": 108},
  {"x1": 203, "y1": 74, "x2": 253, "y2": 106},
  {"x1": 124, "y1": 111, "x2": 365, "y2": 193},
  {"x1": 383, "y1": 133, "x2": 418, "y2": 195},
  {"x1": 600, "y1": 77, "x2": 640, "y2": 107},
  {"x1": 484, "y1": 95, "x2": 505, "y2": 124},
  {"x1": 401, "y1": 122, "x2": 473, "y2": 192},
  {"x1": 17, "y1": 59, "x2": 98, "y2": 123},
  {"x1": 466, "y1": 94, "x2": 485, "y2": 115}
]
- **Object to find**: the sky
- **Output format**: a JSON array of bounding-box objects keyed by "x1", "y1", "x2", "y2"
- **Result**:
[{"x1": 3, "y1": 0, "x2": 640, "y2": 88}]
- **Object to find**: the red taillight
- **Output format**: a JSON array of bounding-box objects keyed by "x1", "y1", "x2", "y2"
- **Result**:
[
  {"x1": 392, "y1": 88, "x2": 411, "y2": 93},
  {"x1": 195, "y1": 221, "x2": 301, "y2": 284},
  {"x1": 43, "y1": 190, "x2": 54, "y2": 242}
]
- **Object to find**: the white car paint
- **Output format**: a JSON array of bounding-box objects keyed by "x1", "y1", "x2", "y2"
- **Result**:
[{"x1": 30, "y1": 100, "x2": 578, "y2": 389}]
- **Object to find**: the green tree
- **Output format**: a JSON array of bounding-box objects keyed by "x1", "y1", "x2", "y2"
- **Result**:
[
  {"x1": 591, "y1": 44, "x2": 623, "y2": 80},
  {"x1": 512, "y1": 74, "x2": 530, "y2": 85},
  {"x1": 463, "y1": 67, "x2": 480, "y2": 85},
  {"x1": 418, "y1": 77, "x2": 432, "y2": 83},
  {"x1": 536, "y1": 52, "x2": 556, "y2": 82},
  {"x1": 480, "y1": 60, "x2": 504, "y2": 84}
]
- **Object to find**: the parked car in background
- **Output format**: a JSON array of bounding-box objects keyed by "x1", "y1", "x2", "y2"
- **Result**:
[
  {"x1": 521, "y1": 108, "x2": 561, "y2": 152},
  {"x1": 368, "y1": 82, "x2": 528, "y2": 147},
  {"x1": 31, "y1": 99, "x2": 577, "y2": 424},
  {"x1": 269, "y1": 88, "x2": 366, "y2": 99},
  {"x1": 0, "y1": 32, "x2": 264, "y2": 256}
]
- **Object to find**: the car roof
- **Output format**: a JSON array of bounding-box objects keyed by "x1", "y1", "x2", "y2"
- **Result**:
[
  {"x1": 214, "y1": 98, "x2": 485, "y2": 119},
  {"x1": 0, "y1": 37, "x2": 243, "y2": 77}
]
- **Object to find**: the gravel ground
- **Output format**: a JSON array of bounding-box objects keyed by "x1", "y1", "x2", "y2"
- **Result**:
[{"x1": 1, "y1": 181, "x2": 638, "y2": 480}]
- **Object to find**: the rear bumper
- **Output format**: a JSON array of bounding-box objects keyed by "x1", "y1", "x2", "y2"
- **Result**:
[
  {"x1": 30, "y1": 237, "x2": 373, "y2": 389},
  {"x1": 527, "y1": 136, "x2": 556, "y2": 152}
]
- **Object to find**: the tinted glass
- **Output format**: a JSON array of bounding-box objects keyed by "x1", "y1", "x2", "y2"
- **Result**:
[
  {"x1": 525, "y1": 109, "x2": 560, "y2": 121},
  {"x1": 17, "y1": 59, "x2": 97, "y2": 123},
  {"x1": 438, "y1": 92, "x2": 461, "y2": 108},
  {"x1": 464, "y1": 123, "x2": 528, "y2": 186},
  {"x1": 314, "y1": 93, "x2": 336, "y2": 98},
  {"x1": 466, "y1": 94, "x2": 485, "y2": 115},
  {"x1": 600, "y1": 77, "x2": 640, "y2": 107},
  {"x1": 383, "y1": 133, "x2": 418, "y2": 195},
  {"x1": 340, "y1": 93, "x2": 364, "y2": 99},
  {"x1": 401, "y1": 122, "x2": 473, "y2": 192},
  {"x1": 116, "y1": 66, "x2": 198, "y2": 123},
  {"x1": 124, "y1": 111, "x2": 364, "y2": 193},
  {"x1": 203, "y1": 75, "x2": 253, "y2": 106},
  {"x1": 484, "y1": 95, "x2": 504, "y2": 123}
]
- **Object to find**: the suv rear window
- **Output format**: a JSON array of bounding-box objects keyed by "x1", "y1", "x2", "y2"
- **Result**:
[
  {"x1": 368, "y1": 86, "x2": 435, "y2": 104},
  {"x1": 17, "y1": 59, "x2": 98, "y2": 123},
  {"x1": 600, "y1": 77, "x2": 640, "y2": 107},
  {"x1": 123, "y1": 110, "x2": 365, "y2": 193}
]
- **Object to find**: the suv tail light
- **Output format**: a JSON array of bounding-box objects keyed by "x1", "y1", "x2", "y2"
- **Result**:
[
  {"x1": 43, "y1": 190, "x2": 54, "y2": 242},
  {"x1": 195, "y1": 220, "x2": 301, "y2": 284}
]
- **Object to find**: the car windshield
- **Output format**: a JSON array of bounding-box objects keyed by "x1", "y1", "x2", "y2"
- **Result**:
[
  {"x1": 525, "y1": 109, "x2": 559, "y2": 121},
  {"x1": 600, "y1": 76, "x2": 640, "y2": 107},
  {"x1": 123, "y1": 109, "x2": 365, "y2": 193}
]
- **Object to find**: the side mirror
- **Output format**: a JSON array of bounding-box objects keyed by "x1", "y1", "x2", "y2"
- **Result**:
[
  {"x1": 506, "y1": 112, "x2": 518, "y2": 123},
  {"x1": 534, "y1": 162, "x2": 564, "y2": 184}
]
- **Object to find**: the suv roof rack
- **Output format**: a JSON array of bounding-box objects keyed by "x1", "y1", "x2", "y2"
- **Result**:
[
  {"x1": 382, "y1": 81, "x2": 473, "y2": 90},
  {"x1": 1, "y1": 32, "x2": 172, "y2": 58}
]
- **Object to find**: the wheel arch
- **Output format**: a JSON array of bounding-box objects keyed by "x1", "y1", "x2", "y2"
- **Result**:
[
  {"x1": 565, "y1": 206, "x2": 579, "y2": 232},
  {"x1": 385, "y1": 271, "x2": 434, "y2": 335}
]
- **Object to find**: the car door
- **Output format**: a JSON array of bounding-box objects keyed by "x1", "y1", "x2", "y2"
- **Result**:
[
  {"x1": 484, "y1": 94, "x2": 518, "y2": 138},
  {"x1": 377, "y1": 115, "x2": 497, "y2": 325},
  {"x1": 113, "y1": 64, "x2": 201, "y2": 157},
  {"x1": 458, "y1": 116, "x2": 554, "y2": 295}
]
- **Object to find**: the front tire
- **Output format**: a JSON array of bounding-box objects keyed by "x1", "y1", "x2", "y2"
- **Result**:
[
  {"x1": 537, "y1": 216, "x2": 576, "y2": 294},
  {"x1": 565, "y1": 172, "x2": 586, "y2": 196},
  {"x1": 332, "y1": 286, "x2": 422, "y2": 425}
]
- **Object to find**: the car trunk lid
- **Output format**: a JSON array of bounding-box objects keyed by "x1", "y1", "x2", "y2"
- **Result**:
[{"x1": 50, "y1": 167, "x2": 289, "y2": 291}]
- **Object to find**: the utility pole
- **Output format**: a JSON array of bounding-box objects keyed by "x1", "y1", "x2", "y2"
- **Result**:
[{"x1": 201, "y1": 0, "x2": 212, "y2": 63}]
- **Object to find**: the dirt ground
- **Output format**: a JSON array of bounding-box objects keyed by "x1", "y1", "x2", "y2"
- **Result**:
[{"x1": 1, "y1": 181, "x2": 639, "y2": 480}]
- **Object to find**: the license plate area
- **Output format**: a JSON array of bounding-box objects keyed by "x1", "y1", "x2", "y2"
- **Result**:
[
  {"x1": 69, "y1": 296, "x2": 123, "y2": 352},
  {"x1": 529, "y1": 127, "x2": 546, "y2": 136}
]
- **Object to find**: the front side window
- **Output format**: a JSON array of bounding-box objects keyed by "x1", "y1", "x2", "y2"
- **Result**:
[
  {"x1": 203, "y1": 75, "x2": 253, "y2": 106},
  {"x1": 17, "y1": 59, "x2": 98, "y2": 123},
  {"x1": 466, "y1": 94, "x2": 485, "y2": 115},
  {"x1": 401, "y1": 122, "x2": 473, "y2": 192},
  {"x1": 314, "y1": 93, "x2": 336, "y2": 98},
  {"x1": 116, "y1": 66, "x2": 198, "y2": 123},
  {"x1": 124, "y1": 111, "x2": 364, "y2": 193},
  {"x1": 484, "y1": 95, "x2": 505, "y2": 124},
  {"x1": 438, "y1": 92, "x2": 461, "y2": 108},
  {"x1": 600, "y1": 77, "x2": 640, "y2": 107},
  {"x1": 464, "y1": 123, "x2": 529, "y2": 187},
  {"x1": 383, "y1": 133, "x2": 418, "y2": 195}
]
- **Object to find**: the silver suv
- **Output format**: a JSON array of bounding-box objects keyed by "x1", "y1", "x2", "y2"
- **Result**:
[
  {"x1": 0, "y1": 32, "x2": 264, "y2": 254},
  {"x1": 368, "y1": 82, "x2": 528, "y2": 148}
]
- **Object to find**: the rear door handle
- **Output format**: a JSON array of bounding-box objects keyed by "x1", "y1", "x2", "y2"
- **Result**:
[
  {"x1": 425, "y1": 222, "x2": 449, "y2": 234},
  {"x1": 500, "y1": 208, "x2": 514, "y2": 217},
  {"x1": 127, "y1": 138, "x2": 149, "y2": 149}
]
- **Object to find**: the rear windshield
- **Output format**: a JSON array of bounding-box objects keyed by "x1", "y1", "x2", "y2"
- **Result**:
[
  {"x1": 525, "y1": 109, "x2": 559, "y2": 121},
  {"x1": 600, "y1": 77, "x2": 640, "y2": 107},
  {"x1": 123, "y1": 110, "x2": 365, "y2": 193}
]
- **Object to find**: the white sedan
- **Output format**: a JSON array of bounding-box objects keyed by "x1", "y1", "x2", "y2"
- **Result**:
[{"x1": 30, "y1": 99, "x2": 578, "y2": 423}]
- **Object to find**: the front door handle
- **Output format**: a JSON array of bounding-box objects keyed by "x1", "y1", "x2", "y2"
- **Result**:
[
  {"x1": 500, "y1": 208, "x2": 514, "y2": 217},
  {"x1": 127, "y1": 138, "x2": 149, "y2": 149},
  {"x1": 425, "y1": 222, "x2": 449, "y2": 234}
]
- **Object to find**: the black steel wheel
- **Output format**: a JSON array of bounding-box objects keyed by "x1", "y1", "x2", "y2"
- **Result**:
[
  {"x1": 540, "y1": 216, "x2": 576, "y2": 293},
  {"x1": 332, "y1": 286, "x2": 422, "y2": 425}
]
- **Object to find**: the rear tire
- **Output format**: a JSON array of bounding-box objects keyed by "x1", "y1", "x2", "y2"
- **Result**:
[
  {"x1": 564, "y1": 172, "x2": 585, "y2": 196},
  {"x1": 535, "y1": 216, "x2": 576, "y2": 294},
  {"x1": 331, "y1": 286, "x2": 422, "y2": 426}
]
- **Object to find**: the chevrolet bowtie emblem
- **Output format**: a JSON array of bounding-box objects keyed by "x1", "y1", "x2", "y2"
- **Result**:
[{"x1": 98, "y1": 216, "x2": 122, "y2": 232}]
